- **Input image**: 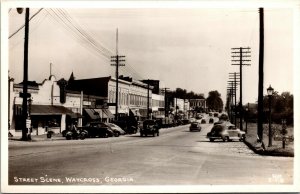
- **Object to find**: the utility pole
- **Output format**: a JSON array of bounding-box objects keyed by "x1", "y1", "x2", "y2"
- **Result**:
[
  {"x1": 228, "y1": 72, "x2": 240, "y2": 126},
  {"x1": 227, "y1": 82, "x2": 236, "y2": 124},
  {"x1": 162, "y1": 87, "x2": 169, "y2": 118},
  {"x1": 19, "y1": 8, "x2": 30, "y2": 141},
  {"x1": 50, "y1": 63, "x2": 52, "y2": 77},
  {"x1": 227, "y1": 81, "x2": 236, "y2": 125},
  {"x1": 147, "y1": 79, "x2": 150, "y2": 119},
  {"x1": 231, "y1": 47, "x2": 251, "y2": 131},
  {"x1": 257, "y1": 7, "x2": 265, "y2": 145},
  {"x1": 111, "y1": 28, "x2": 125, "y2": 121}
]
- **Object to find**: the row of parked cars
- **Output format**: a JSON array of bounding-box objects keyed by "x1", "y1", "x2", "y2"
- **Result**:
[{"x1": 62, "y1": 122, "x2": 126, "y2": 140}]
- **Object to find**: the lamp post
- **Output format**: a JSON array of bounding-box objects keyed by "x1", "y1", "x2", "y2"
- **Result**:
[
  {"x1": 245, "y1": 103, "x2": 249, "y2": 134},
  {"x1": 267, "y1": 85, "x2": 274, "y2": 147}
]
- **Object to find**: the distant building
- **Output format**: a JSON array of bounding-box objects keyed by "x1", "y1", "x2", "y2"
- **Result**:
[
  {"x1": 141, "y1": 79, "x2": 160, "y2": 94},
  {"x1": 151, "y1": 93, "x2": 165, "y2": 118},
  {"x1": 189, "y1": 99, "x2": 206, "y2": 111},
  {"x1": 68, "y1": 75, "x2": 154, "y2": 120}
]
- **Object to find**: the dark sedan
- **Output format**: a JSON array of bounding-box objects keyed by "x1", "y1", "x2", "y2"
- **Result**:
[
  {"x1": 82, "y1": 122, "x2": 115, "y2": 138},
  {"x1": 189, "y1": 122, "x2": 201, "y2": 132},
  {"x1": 140, "y1": 119, "x2": 160, "y2": 137}
]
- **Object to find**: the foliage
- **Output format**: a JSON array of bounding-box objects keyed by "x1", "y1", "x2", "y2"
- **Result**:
[
  {"x1": 206, "y1": 90, "x2": 224, "y2": 111},
  {"x1": 169, "y1": 88, "x2": 205, "y2": 99},
  {"x1": 247, "y1": 91, "x2": 293, "y2": 125}
]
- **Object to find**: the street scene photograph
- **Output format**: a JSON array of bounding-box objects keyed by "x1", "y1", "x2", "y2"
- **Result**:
[{"x1": 1, "y1": 0, "x2": 299, "y2": 193}]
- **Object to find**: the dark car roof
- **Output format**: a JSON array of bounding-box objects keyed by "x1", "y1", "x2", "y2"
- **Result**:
[{"x1": 211, "y1": 124, "x2": 225, "y2": 132}]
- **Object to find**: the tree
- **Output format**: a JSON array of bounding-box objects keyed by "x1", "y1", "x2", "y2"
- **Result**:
[
  {"x1": 206, "y1": 90, "x2": 223, "y2": 111},
  {"x1": 262, "y1": 91, "x2": 293, "y2": 125}
]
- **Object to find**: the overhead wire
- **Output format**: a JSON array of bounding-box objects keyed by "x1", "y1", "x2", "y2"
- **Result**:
[
  {"x1": 9, "y1": 8, "x2": 44, "y2": 39},
  {"x1": 56, "y1": 8, "x2": 146, "y2": 80},
  {"x1": 9, "y1": 10, "x2": 49, "y2": 49}
]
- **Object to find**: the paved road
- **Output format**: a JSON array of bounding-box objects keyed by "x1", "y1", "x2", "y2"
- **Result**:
[{"x1": 9, "y1": 120, "x2": 293, "y2": 186}]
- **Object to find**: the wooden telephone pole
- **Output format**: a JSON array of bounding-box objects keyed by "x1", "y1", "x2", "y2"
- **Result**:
[
  {"x1": 231, "y1": 47, "x2": 251, "y2": 131},
  {"x1": 258, "y1": 8, "x2": 265, "y2": 143},
  {"x1": 228, "y1": 72, "x2": 240, "y2": 126},
  {"x1": 111, "y1": 28, "x2": 125, "y2": 121}
]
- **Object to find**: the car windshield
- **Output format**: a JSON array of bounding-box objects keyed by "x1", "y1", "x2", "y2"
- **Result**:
[
  {"x1": 143, "y1": 120, "x2": 155, "y2": 127},
  {"x1": 228, "y1": 125, "x2": 237, "y2": 130}
]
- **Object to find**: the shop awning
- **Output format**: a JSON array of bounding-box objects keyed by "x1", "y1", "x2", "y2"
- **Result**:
[
  {"x1": 102, "y1": 109, "x2": 114, "y2": 118},
  {"x1": 130, "y1": 109, "x2": 141, "y2": 117},
  {"x1": 84, "y1": 108, "x2": 114, "y2": 119},
  {"x1": 84, "y1": 108, "x2": 100, "y2": 120},
  {"x1": 14, "y1": 104, "x2": 76, "y2": 116}
]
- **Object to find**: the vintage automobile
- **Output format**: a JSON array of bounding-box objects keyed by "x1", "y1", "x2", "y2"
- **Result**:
[
  {"x1": 82, "y1": 122, "x2": 115, "y2": 138},
  {"x1": 105, "y1": 123, "x2": 126, "y2": 136},
  {"x1": 140, "y1": 119, "x2": 160, "y2": 137},
  {"x1": 189, "y1": 121, "x2": 201, "y2": 132},
  {"x1": 206, "y1": 122, "x2": 245, "y2": 142}
]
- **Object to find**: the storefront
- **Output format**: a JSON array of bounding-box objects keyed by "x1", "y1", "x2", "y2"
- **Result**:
[{"x1": 13, "y1": 104, "x2": 79, "y2": 136}]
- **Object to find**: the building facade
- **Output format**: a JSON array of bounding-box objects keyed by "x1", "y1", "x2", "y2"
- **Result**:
[{"x1": 9, "y1": 76, "x2": 83, "y2": 137}]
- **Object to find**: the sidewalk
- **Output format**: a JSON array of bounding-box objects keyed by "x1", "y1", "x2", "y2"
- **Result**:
[
  {"x1": 9, "y1": 133, "x2": 66, "y2": 142},
  {"x1": 243, "y1": 123, "x2": 294, "y2": 157}
]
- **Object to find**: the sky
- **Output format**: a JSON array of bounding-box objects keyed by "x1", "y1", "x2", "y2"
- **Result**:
[{"x1": 6, "y1": 1, "x2": 296, "y2": 104}]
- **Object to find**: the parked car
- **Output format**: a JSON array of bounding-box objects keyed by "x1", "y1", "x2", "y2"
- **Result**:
[
  {"x1": 213, "y1": 112, "x2": 219, "y2": 117},
  {"x1": 140, "y1": 119, "x2": 160, "y2": 137},
  {"x1": 201, "y1": 119, "x2": 206, "y2": 124},
  {"x1": 209, "y1": 112, "x2": 213, "y2": 117},
  {"x1": 189, "y1": 122, "x2": 201, "y2": 132},
  {"x1": 105, "y1": 123, "x2": 126, "y2": 136},
  {"x1": 82, "y1": 122, "x2": 114, "y2": 138},
  {"x1": 209, "y1": 118, "x2": 214, "y2": 124},
  {"x1": 206, "y1": 122, "x2": 245, "y2": 142},
  {"x1": 113, "y1": 119, "x2": 138, "y2": 134}
]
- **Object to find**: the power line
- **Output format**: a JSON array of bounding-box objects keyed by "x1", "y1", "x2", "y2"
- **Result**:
[
  {"x1": 9, "y1": 8, "x2": 43, "y2": 39},
  {"x1": 57, "y1": 9, "x2": 145, "y2": 80},
  {"x1": 9, "y1": 11, "x2": 49, "y2": 50}
]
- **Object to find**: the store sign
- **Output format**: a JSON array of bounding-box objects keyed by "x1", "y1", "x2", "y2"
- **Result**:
[{"x1": 26, "y1": 119, "x2": 31, "y2": 128}]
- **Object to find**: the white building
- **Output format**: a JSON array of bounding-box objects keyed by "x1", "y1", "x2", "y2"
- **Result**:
[
  {"x1": 151, "y1": 93, "x2": 165, "y2": 118},
  {"x1": 9, "y1": 76, "x2": 82, "y2": 137}
]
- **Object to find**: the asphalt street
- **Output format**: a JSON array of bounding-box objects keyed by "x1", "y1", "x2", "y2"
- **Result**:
[{"x1": 8, "y1": 118, "x2": 293, "y2": 185}]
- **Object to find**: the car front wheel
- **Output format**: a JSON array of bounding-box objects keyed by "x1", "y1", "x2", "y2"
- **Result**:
[{"x1": 223, "y1": 136, "x2": 229, "y2": 142}]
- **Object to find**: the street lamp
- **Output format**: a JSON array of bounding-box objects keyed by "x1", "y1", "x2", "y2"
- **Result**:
[
  {"x1": 245, "y1": 103, "x2": 249, "y2": 134},
  {"x1": 267, "y1": 85, "x2": 274, "y2": 147}
]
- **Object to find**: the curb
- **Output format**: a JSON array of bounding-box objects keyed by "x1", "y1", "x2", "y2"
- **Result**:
[
  {"x1": 9, "y1": 136, "x2": 66, "y2": 142},
  {"x1": 243, "y1": 139, "x2": 294, "y2": 157}
]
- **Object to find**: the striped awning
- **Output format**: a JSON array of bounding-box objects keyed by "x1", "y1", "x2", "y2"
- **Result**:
[
  {"x1": 84, "y1": 108, "x2": 114, "y2": 119},
  {"x1": 84, "y1": 109, "x2": 100, "y2": 120},
  {"x1": 102, "y1": 109, "x2": 114, "y2": 118}
]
